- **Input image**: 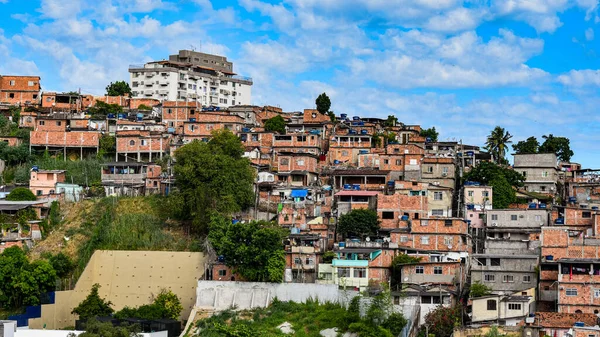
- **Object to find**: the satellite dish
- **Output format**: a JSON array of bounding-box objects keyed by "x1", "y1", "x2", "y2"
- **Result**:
[
  {"x1": 404, "y1": 277, "x2": 408, "y2": 282},
  {"x1": 366, "y1": 237, "x2": 371, "y2": 242}
]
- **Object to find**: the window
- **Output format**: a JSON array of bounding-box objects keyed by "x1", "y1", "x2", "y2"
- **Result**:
[
  {"x1": 400, "y1": 236, "x2": 408, "y2": 243},
  {"x1": 508, "y1": 303, "x2": 522, "y2": 310},
  {"x1": 432, "y1": 209, "x2": 444, "y2": 216},
  {"x1": 476, "y1": 258, "x2": 487, "y2": 266},
  {"x1": 33, "y1": 94, "x2": 38, "y2": 99},
  {"x1": 218, "y1": 269, "x2": 227, "y2": 277},
  {"x1": 444, "y1": 220, "x2": 453, "y2": 226},
  {"x1": 415, "y1": 266, "x2": 424, "y2": 274},
  {"x1": 129, "y1": 140, "x2": 135, "y2": 146},
  {"x1": 434, "y1": 266, "x2": 443, "y2": 274},
  {"x1": 542, "y1": 171, "x2": 548, "y2": 177},
  {"x1": 56, "y1": 121, "x2": 62, "y2": 126},
  {"x1": 421, "y1": 236, "x2": 429, "y2": 244},
  {"x1": 141, "y1": 139, "x2": 147, "y2": 146},
  {"x1": 444, "y1": 237, "x2": 452, "y2": 246},
  {"x1": 297, "y1": 159, "x2": 305, "y2": 166},
  {"x1": 427, "y1": 166, "x2": 433, "y2": 173},
  {"x1": 382, "y1": 211, "x2": 394, "y2": 219},
  {"x1": 535, "y1": 215, "x2": 542, "y2": 222},
  {"x1": 566, "y1": 288, "x2": 578, "y2": 296},
  {"x1": 396, "y1": 159, "x2": 401, "y2": 165},
  {"x1": 9, "y1": 80, "x2": 15, "y2": 86},
  {"x1": 280, "y1": 158, "x2": 289, "y2": 165},
  {"x1": 490, "y1": 258, "x2": 501, "y2": 266},
  {"x1": 9, "y1": 93, "x2": 14, "y2": 98},
  {"x1": 383, "y1": 159, "x2": 389, "y2": 164},
  {"x1": 338, "y1": 268, "x2": 350, "y2": 278},
  {"x1": 487, "y1": 300, "x2": 497, "y2": 311},
  {"x1": 442, "y1": 167, "x2": 449, "y2": 174},
  {"x1": 489, "y1": 214, "x2": 498, "y2": 221},
  {"x1": 434, "y1": 192, "x2": 443, "y2": 200},
  {"x1": 523, "y1": 275, "x2": 531, "y2": 283},
  {"x1": 484, "y1": 274, "x2": 495, "y2": 282},
  {"x1": 503, "y1": 275, "x2": 514, "y2": 283},
  {"x1": 36, "y1": 190, "x2": 42, "y2": 196},
  {"x1": 39, "y1": 120, "x2": 45, "y2": 126},
  {"x1": 341, "y1": 150, "x2": 348, "y2": 156},
  {"x1": 354, "y1": 268, "x2": 366, "y2": 278},
  {"x1": 468, "y1": 191, "x2": 474, "y2": 197},
  {"x1": 511, "y1": 214, "x2": 518, "y2": 221},
  {"x1": 583, "y1": 212, "x2": 592, "y2": 218}
]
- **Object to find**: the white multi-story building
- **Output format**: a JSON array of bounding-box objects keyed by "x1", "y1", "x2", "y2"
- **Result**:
[{"x1": 129, "y1": 50, "x2": 252, "y2": 108}]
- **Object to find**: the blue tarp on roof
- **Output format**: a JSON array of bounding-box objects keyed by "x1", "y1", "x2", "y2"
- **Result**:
[{"x1": 290, "y1": 189, "x2": 308, "y2": 198}]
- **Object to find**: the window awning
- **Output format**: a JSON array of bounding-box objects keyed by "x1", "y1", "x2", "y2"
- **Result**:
[{"x1": 290, "y1": 189, "x2": 308, "y2": 198}]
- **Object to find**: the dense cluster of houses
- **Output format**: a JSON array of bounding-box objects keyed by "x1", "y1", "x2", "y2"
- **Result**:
[{"x1": 3, "y1": 71, "x2": 600, "y2": 335}]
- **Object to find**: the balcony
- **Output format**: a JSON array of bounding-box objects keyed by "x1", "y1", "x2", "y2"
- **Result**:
[{"x1": 403, "y1": 273, "x2": 456, "y2": 285}]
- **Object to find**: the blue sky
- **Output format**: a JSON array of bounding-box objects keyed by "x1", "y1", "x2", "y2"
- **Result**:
[{"x1": 1, "y1": 0, "x2": 600, "y2": 166}]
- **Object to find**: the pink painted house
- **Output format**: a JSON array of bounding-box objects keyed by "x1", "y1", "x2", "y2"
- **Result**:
[{"x1": 29, "y1": 169, "x2": 66, "y2": 197}]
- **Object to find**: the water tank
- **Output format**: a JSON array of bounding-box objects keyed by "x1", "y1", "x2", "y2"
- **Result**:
[
  {"x1": 107, "y1": 113, "x2": 115, "y2": 119},
  {"x1": 167, "y1": 127, "x2": 175, "y2": 134},
  {"x1": 118, "y1": 113, "x2": 127, "y2": 119},
  {"x1": 466, "y1": 151, "x2": 475, "y2": 156},
  {"x1": 310, "y1": 129, "x2": 321, "y2": 135},
  {"x1": 189, "y1": 118, "x2": 197, "y2": 122},
  {"x1": 343, "y1": 184, "x2": 352, "y2": 190},
  {"x1": 32, "y1": 165, "x2": 39, "y2": 172},
  {"x1": 426, "y1": 137, "x2": 432, "y2": 142},
  {"x1": 546, "y1": 255, "x2": 554, "y2": 261},
  {"x1": 361, "y1": 129, "x2": 368, "y2": 135},
  {"x1": 574, "y1": 322, "x2": 585, "y2": 327},
  {"x1": 569, "y1": 197, "x2": 577, "y2": 203},
  {"x1": 593, "y1": 206, "x2": 599, "y2": 210},
  {"x1": 359, "y1": 150, "x2": 368, "y2": 154},
  {"x1": 348, "y1": 130, "x2": 357, "y2": 135},
  {"x1": 242, "y1": 127, "x2": 250, "y2": 133},
  {"x1": 539, "y1": 203, "x2": 547, "y2": 209},
  {"x1": 529, "y1": 203, "x2": 537, "y2": 209},
  {"x1": 338, "y1": 242, "x2": 346, "y2": 248},
  {"x1": 401, "y1": 215, "x2": 409, "y2": 221},
  {"x1": 333, "y1": 160, "x2": 340, "y2": 165},
  {"x1": 352, "y1": 116, "x2": 360, "y2": 121},
  {"x1": 352, "y1": 184, "x2": 361, "y2": 190},
  {"x1": 555, "y1": 218, "x2": 565, "y2": 225},
  {"x1": 340, "y1": 114, "x2": 347, "y2": 119},
  {"x1": 291, "y1": 227, "x2": 300, "y2": 234}
]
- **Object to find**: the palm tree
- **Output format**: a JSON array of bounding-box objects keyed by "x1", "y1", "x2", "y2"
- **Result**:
[{"x1": 485, "y1": 126, "x2": 513, "y2": 164}]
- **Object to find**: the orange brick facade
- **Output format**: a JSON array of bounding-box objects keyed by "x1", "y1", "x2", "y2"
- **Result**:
[{"x1": 0, "y1": 75, "x2": 40, "y2": 105}]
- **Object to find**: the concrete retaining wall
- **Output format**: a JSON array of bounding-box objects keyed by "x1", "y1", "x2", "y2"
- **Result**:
[{"x1": 195, "y1": 281, "x2": 358, "y2": 311}]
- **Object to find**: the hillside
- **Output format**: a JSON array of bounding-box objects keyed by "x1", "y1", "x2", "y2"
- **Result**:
[{"x1": 29, "y1": 196, "x2": 201, "y2": 282}]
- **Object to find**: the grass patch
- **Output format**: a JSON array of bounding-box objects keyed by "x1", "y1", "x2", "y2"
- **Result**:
[{"x1": 193, "y1": 297, "x2": 404, "y2": 337}]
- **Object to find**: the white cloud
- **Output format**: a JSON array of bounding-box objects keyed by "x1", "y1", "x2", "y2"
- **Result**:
[
  {"x1": 557, "y1": 69, "x2": 600, "y2": 87},
  {"x1": 0, "y1": 30, "x2": 39, "y2": 76},
  {"x1": 585, "y1": 27, "x2": 595, "y2": 40},
  {"x1": 39, "y1": 0, "x2": 82, "y2": 20},
  {"x1": 425, "y1": 7, "x2": 486, "y2": 32}
]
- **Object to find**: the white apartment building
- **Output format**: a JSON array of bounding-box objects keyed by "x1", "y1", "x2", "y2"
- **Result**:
[{"x1": 129, "y1": 50, "x2": 252, "y2": 108}]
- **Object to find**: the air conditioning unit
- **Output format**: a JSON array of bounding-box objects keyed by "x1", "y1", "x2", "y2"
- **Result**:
[
  {"x1": 519, "y1": 215, "x2": 525, "y2": 218},
  {"x1": 441, "y1": 173, "x2": 447, "y2": 177},
  {"x1": 447, "y1": 245, "x2": 453, "y2": 249},
  {"x1": 491, "y1": 223, "x2": 498, "y2": 227}
]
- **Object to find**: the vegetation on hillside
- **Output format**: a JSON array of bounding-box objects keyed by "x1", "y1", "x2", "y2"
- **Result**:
[
  {"x1": 420, "y1": 127, "x2": 439, "y2": 142},
  {"x1": 105, "y1": 81, "x2": 132, "y2": 97},
  {"x1": 485, "y1": 126, "x2": 513, "y2": 165},
  {"x1": 114, "y1": 289, "x2": 182, "y2": 320},
  {"x1": 170, "y1": 130, "x2": 255, "y2": 234},
  {"x1": 72, "y1": 284, "x2": 114, "y2": 320},
  {"x1": 6, "y1": 187, "x2": 37, "y2": 201},
  {"x1": 264, "y1": 115, "x2": 286, "y2": 134},
  {"x1": 193, "y1": 294, "x2": 406, "y2": 337}
]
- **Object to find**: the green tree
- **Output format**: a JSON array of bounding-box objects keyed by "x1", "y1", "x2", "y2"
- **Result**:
[
  {"x1": 75, "y1": 318, "x2": 141, "y2": 337},
  {"x1": 337, "y1": 209, "x2": 380, "y2": 239},
  {"x1": 0, "y1": 247, "x2": 56, "y2": 308},
  {"x1": 49, "y1": 252, "x2": 74, "y2": 279},
  {"x1": 88, "y1": 100, "x2": 123, "y2": 119},
  {"x1": 463, "y1": 161, "x2": 524, "y2": 209},
  {"x1": 0, "y1": 143, "x2": 32, "y2": 165},
  {"x1": 539, "y1": 134, "x2": 574, "y2": 162},
  {"x1": 470, "y1": 281, "x2": 493, "y2": 298},
  {"x1": 512, "y1": 136, "x2": 539, "y2": 154},
  {"x1": 173, "y1": 130, "x2": 255, "y2": 234},
  {"x1": 382, "y1": 312, "x2": 408, "y2": 336},
  {"x1": 72, "y1": 284, "x2": 114, "y2": 320},
  {"x1": 208, "y1": 215, "x2": 286, "y2": 282},
  {"x1": 485, "y1": 126, "x2": 513, "y2": 164},
  {"x1": 153, "y1": 289, "x2": 183, "y2": 320},
  {"x1": 384, "y1": 115, "x2": 398, "y2": 127},
  {"x1": 315, "y1": 93, "x2": 331, "y2": 115},
  {"x1": 97, "y1": 135, "x2": 116, "y2": 159},
  {"x1": 137, "y1": 104, "x2": 152, "y2": 110},
  {"x1": 423, "y1": 305, "x2": 461, "y2": 337},
  {"x1": 6, "y1": 187, "x2": 37, "y2": 201},
  {"x1": 264, "y1": 115, "x2": 286, "y2": 134},
  {"x1": 105, "y1": 81, "x2": 132, "y2": 96},
  {"x1": 420, "y1": 127, "x2": 439, "y2": 142}
]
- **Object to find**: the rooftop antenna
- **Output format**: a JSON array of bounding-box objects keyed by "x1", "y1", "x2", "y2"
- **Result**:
[{"x1": 190, "y1": 45, "x2": 196, "y2": 51}]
